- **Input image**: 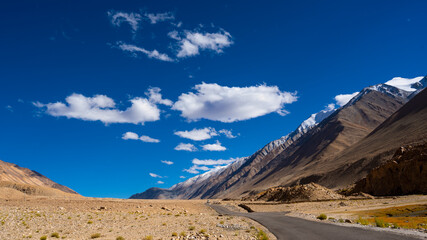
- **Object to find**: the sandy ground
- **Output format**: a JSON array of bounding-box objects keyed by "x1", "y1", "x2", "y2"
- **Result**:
[
  {"x1": 0, "y1": 197, "x2": 274, "y2": 240},
  {"x1": 239, "y1": 195, "x2": 427, "y2": 218}
]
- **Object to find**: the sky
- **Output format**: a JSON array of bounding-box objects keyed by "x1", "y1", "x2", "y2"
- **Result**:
[{"x1": 0, "y1": 0, "x2": 426, "y2": 198}]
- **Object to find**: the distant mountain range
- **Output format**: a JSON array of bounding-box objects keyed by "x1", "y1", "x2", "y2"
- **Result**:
[
  {"x1": 131, "y1": 76, "x2": 427, "y2": 199},
  {"x1": 0, "y1": 159, "x2": 78, "y2": 196}
]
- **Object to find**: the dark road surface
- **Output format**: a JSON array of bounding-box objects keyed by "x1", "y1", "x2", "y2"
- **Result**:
[{"x1": 208, "y1": 204, "x2": 424, "y2": 240}]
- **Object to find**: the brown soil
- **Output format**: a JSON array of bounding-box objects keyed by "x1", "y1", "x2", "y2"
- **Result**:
[{"x1": 0, "y1": 197, "x2": 274, "y2": 240}]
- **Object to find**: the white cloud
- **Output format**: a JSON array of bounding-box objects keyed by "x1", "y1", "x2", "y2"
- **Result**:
[
  {"x1": 192, "y1": 158, "x2": 236, "y2": 165},
  {"x1": 168, "y1": 30, "x2": 180, "y2": 40},
  {"x1": 201, "y1": 140, "x2": 226, "y2": 151},
  {"x1": 183, "y1": 165, "x2": 211, "y2": 174},
  {"x1": 174, "y1": 127, "x2": 218, "y2": 141},
  {"x1": 172, "y1": 83, "x2": 298, "y2": 122},
  {"x1": 145, "y1": 12, "x2": 175, "y2": 24},
  {"x1": 157, "y1": 181, "x2": 164, "y2": 184},
  {"x1": 108, "y1": 11, "x2": 142, "y2": 32},
  {"x1": 179, "y1": 176, "x2": 186, "y2": 179},
  {"x1": 122, "y1": 132, "x2": 160, "y2": 143},
  {"x1": 5, "y1": 105, "x2": 13, "y2": 112},
  {"x1": 117, "y1": 42, "x2": 174, "y2": 62},
  {"x1": 34, "y1": 93, "x2": 160, "y2": 125},
  {"x1": 140, "y1": 135, "x2": 160, "y2": 143},
  {"x1": 122, "y1": 132, "x2": 139, "y2": 140},
  {"x1": 149, "y1": 173, "x2": 163, "y2": 178},
  {"x1": 146, "y1": 87, "x2": 173, "y2": 106},
  {"x1": 174, "y1": 143, "x2": 197, "y2": 152},
  {"x1": 334, "y1": 92, "x2": 359, "y2": 107},
  {"x1": 161, "y1": 160, "x2": 174, "y2": 165},
  {"x1": 184, "y1": 157, "x2": 243, "y2": 174},
  {"x1": 385, "y1": 76, "x2": 424, "y2": 92},
  {"x1": 219, "y1": 129, "x2": 236, "y2": 138},
  {"x1": 176, "y1": 30, "x2": 233, "y2": 58}
]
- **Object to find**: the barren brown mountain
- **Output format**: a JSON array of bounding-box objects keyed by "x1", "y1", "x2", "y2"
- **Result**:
[
  {"x1": 317, "y1": 87, "x2": 427, "y2": 189},
  {"x1": 133, "y1": 82, "x2": 421, "y2": 199},
  {"x1": 219, "y1": 86, "x2": 410, "y2": 198},
  {"x1": 0, "y1": 159, "x2": 78, "y2": 197}
]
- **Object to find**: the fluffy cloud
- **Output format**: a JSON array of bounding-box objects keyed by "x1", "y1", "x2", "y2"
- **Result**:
[
  {"x1": 179, "y1": 176, "x2": 186, "y2": 179},
  {"x1": 172, "y1": 83, "x2": 297, "y2": 122},
  {"x1": 175, "y1": 30, "x2": 233, "y2": 58},
  {"x1": 34, "y1": 93, "x2": 161, "y2": 125},
  {"x1": 122, "y1": 132, "x2": 139, "y2": 140},
  {"x1": 122, "y1": 132, "x2": 160, "y2": 143},
  {"x1": 174, "y1": 127, "x2": 236, "y2": 141},
  {"x1": 174, "y1": 127, "x2": 217, "y2": 141},
  {"x1": 149, "y1": 173, "x2": 162, "y2": 178},
  {"x1": 145, "y1": 12, "x2": 175, "y2": 24},
  {"x1": 201, "y1": 140, "x2": 226, "y2": 151},
  {"x1": 108, "y1": 11, "x2": 142, "y2": 32},
  {"x1": 334, "y1": 92, "x2": 359, "y2": 107},
  {"x1": 184, "y1": 157, "x2": 243, "y2": 174},
  {"x1": 146, "y1": 87, "x2": 173, "y2": 106},
  {"x1": 183, "y1": 165, "x2": 211, "y2": 174},
  {"x1": 219, "y1": 129, "x2": 236, "y2": 138},
  {"x1": 161, "y1": 160, "x2": 174, "y2": 165},
  {"x1": 139, "y1": 135, "x2": 160, "y2": 143},
  {"x1": 157, "y1": 181, "x2": 164, "y2": 184},
  {"x1": 174, "y1": 143, "x2": 197, "y2": 152},
  {"x1": 192, "y1": 158, "x2": 236, "y2": 165},
  {"x1": 117, "y1": 42, "x2": 174, "y2": 62}
]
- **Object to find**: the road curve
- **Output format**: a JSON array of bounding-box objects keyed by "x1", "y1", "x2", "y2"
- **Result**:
[{"x1": 208, "y1": 204, "x2": 423, "y2": 240}]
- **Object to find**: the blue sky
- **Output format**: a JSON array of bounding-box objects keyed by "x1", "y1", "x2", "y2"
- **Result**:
[{"x1": 0, "y1": 0, "x2": 426, "y2": 198}]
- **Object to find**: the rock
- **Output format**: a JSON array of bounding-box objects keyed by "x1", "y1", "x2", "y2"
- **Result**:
[
  {"x1": 345, "y1": 219, "x2": 352, "y2": 223},
  {"x1": 251, "y1": 183, "x2": 344, "y2": 202},
  {"x1": 98, "y1": 206, "x2": 107, "y2": 210},
  {"x1": 339, "y1": 202, "x2": 347, "y2": 206},
  {"x1": 353, "y1": 144, "x2": 427, "y2": 196}
]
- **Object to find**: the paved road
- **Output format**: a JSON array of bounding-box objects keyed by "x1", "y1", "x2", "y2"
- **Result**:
[{"x1": 208, "y1": 204, "x2": 423, "y2": 240}]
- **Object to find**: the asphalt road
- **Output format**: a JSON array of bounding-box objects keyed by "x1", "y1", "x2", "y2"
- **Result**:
[{"x1": 208, "y1": 204, "x2": 423, "y2": 240}]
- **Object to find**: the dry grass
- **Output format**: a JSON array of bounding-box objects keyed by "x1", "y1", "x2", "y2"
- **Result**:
[{"x1": 355, "y1": 204, "x2": 427, "y2": 229}]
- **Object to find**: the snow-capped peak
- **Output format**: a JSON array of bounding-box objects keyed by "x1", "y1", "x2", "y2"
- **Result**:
[
  {"x1": 385, "y1": 76, "x2": 424, "y2": 92},
  {"x1": 297, "y1": 105, "x2": 336, "y2": 133}
]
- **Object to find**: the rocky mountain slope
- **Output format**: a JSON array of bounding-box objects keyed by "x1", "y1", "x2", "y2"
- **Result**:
[
  {"x1": 317, "y1": 86, "x2": 427, "y2": 189},
  {"x1": 352, "y1": 143, "x2": 427, "y2": 196},
  {"x1": 131, "y1": 76, "x2": 426, "y2": 199},
  {"x1": 0, "y1": 159, "x2": 78, "y2": 195}
]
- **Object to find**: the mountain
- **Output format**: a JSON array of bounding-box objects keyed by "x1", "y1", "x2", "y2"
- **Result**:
[
  {"x1": 317, "y1": 86, "x2": 427, "y2": 189},
  {"x1": 219, "y1": 86, "x2": 410, "y2": 198},
  {"x1": 0, "y1": 159, "x2": 78, "y2": 195},
  {"x1": 131, "y1": 76, "x2": 426, "y2": 199}
]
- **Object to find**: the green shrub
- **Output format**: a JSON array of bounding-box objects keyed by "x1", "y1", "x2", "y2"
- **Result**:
[
  {"x1": 317, "y1": 214, "x2": 327, "y2": 220},
  {"x1": 180, "y1": 231, "x2": 186, "y2": 237},
  {"x1": 257, "y1": 229, "x2": 269, "y2": 240},
  {"x1": 87, "y1": 220, "x2": 93, "y2": 224},
  {"x1": 375, "y1": 218, "x2": 386, "y2": 228},
  {"x1": 188, "y1": 226, "x2": 195, "y2": 231},
  {"x1": 199, "y1": 229, "x2": 206, "y2": 234},
  {"x1": 90, "y1": 233, "x2": 101, "y2": 238},
  {"x1": 116, "y1": 237, "x2": 125, "y2": 240},
  {"x1": 51, "y1": 232, "x2": 60, "y2": 238},
  {"x1": 40, "y1": 236, "x2": 47, "y2": 240},
  {"x1": 143, "y1": 236, "x2": 153, "y2": 240},
  {"x1": 219, "y1": 220, "x2": 224, "y2": 224},
  {"x1": 171, "y1": 232, "x2": 177, "y2": 237},
  {"x1": 357, "y1": 217, "x2": 369, "y2": 226}
]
